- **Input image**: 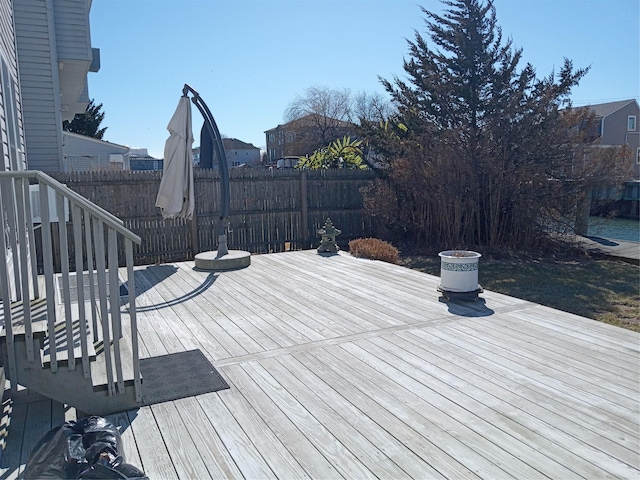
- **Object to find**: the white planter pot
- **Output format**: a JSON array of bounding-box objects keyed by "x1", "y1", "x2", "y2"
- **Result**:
[{"x1": 438, "y1": 250, "x2": 481, "y2": 293}]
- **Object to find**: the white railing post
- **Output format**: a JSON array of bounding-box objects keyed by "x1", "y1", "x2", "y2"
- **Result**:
[
  {"x1": 72, "y1": 204, "x2": 91, "y2": 378},
  {"x1": 14, "y1": 178, "x2": 34, "y2": 362},
  {"x1": 56, "y1": 191, "x2": 75, "y2": 371},
  {"x1": 84, "y1": 211, "x2": 99, "y2": 342},
  {"x1": 0, "y1": 180, "x2": 18, "y2": 385},
  {"x1": 108, "y1": 227, "x2": 124, "y2": 393},
  {"x1": 39, "y1": 183, "x2": 58, "y2": 373},
  {"x1": 126, "y1": 240, "x2": 142, "y2": 402},
  {"x1": 93, "y1": 217, "x2": 115, "y2": 396},
  {"x1": 4, "y1": 179, "x2": 21, "y2": 302},
  {"x1": 23, "y1": 179, "x2": 40, "y2": 300}
]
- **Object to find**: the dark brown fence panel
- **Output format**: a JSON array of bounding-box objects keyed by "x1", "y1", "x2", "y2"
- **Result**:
[{"x1": 50, "y1": 168, "x2": 376, "y2": 266}]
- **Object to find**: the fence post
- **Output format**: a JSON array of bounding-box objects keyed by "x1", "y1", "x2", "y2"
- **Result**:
[
  {"x1": 300, "y1": 170, "x2": 308, "y2": 249},
  {"x1": 190, "y1": 214, "x2": 199, "y2": 256}
]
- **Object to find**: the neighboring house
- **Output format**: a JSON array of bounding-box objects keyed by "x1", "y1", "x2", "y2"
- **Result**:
[
  {"x1": 63, "y1": 132, "x2": 130, "y2": 171},
  {"x1": 221, "y1": 138, "x2": 261, "y2": 168},
  {"x1": 583, "y1": 99, "x2": 640, "y2": 217},
  {"x1": 586, "y1": 99, "x2": 640, "y2": 179},
  {"x1": 129, "y1": 148, "x2": 163, "y2": 171},
  {"x1": 264, "y1": 114, "x2": 355, "y2": 163},
  {"x1": 193, "y1": 138, "x2": 261, "y2": 169},
  {"x1": 13, "y1": 0, "x2": 99, "y2": 172}
]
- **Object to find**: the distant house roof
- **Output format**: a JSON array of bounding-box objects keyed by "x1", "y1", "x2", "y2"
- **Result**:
[
  {"x1": 583, "y1": 99, "x2": 639, "y2": 118},
  {"x1": 63, "y1": 131, "x2": 129, "y2": 152},
  {"x1": 222, "y1": 138, "x2": 259, "y2": 150},
  {"x1": 264, "y1": 114, "x2": 353, "y2": 133}
]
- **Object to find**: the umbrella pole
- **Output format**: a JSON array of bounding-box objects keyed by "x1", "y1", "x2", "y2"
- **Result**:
[{"x1": 183, "y1": 84, "x2": 230, "y2": 257}]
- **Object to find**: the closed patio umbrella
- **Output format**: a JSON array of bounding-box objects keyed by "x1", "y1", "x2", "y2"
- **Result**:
[{"x1": 155, "y1": 96, "x2": 195, "y2": 220}]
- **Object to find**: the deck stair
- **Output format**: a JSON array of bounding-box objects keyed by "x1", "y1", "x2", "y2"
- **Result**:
[{"x1": 0, "y1": 171, "x2": 143, "y2": 415}]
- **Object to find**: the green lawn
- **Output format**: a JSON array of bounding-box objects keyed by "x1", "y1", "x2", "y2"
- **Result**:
[{"x1": 400, "y1": 254, "x2": 640, "y2": 332}]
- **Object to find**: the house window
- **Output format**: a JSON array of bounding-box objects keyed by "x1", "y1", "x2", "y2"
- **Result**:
[
  {"x1": 637, "y1": 148, "x2": 640, "y2": 165},
  {"x1": 628, "y1": 115, "x2": 637, "y2": 131}
]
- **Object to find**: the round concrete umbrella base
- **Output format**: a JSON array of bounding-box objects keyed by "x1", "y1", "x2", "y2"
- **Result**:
[{"x1": 194, "y1": 250, "x2": 251, "y2": 271}]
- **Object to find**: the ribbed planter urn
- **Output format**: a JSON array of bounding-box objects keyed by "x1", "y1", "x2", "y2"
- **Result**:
[{"x1": 437, "y1": 250, "x2": 483, "y2": 300}]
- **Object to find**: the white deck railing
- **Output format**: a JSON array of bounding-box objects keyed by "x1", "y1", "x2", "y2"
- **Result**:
[{"x1": 0, "y1": 170, "x2": 142, "y2": 401}]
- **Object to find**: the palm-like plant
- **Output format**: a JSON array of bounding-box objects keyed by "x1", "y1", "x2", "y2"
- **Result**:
[{"x1": 297, "y1": 136, "x2": 367, "y2": 169}]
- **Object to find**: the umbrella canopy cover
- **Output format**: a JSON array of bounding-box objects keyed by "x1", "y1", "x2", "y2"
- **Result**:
[{"x1": 155, "y1": 96, "x2": 195, "y2": 220}]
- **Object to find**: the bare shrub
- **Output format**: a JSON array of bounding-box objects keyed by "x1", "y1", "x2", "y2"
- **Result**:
[{"x1": 349, "y1": 238, "x2": 400, "y2": 264}]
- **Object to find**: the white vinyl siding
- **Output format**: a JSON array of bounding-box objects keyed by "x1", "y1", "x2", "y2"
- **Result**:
[
  {"x1": 52, "y1": 0, "x2": 92, "y2": 60},
  {"x1": 14, "y1": 0, "x2": 63, "y2": 172},
  {"x1": 1, "y1": 0, "x2": 26, "y2": 173}
]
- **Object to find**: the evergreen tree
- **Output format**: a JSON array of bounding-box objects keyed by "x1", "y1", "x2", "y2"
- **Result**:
[
  {"x1": 362, "y1": 0, "x2": 625, "y2": 249},
  {"x1": 62, "y1": 99, "x2": 107, "y2": 139}
]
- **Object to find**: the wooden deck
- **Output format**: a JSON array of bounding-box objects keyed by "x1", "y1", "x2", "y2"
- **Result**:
[{"x1": 2, "y1": 250, "x2": 639, "y2": 479}]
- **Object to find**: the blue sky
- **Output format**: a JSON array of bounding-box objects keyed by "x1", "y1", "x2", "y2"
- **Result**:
[{"x1": 89, "y1": 0, "x2": 639, "y2": 158}]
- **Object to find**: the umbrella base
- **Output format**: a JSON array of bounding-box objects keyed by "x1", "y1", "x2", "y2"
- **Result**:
[{"x1": 194, "y1": 250, "x2": 251, "y2": 271}]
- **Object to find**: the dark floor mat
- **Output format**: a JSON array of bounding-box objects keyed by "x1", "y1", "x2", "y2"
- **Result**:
[{"x1": 139, "y1": 349, "x2": 229, "y2": 406}]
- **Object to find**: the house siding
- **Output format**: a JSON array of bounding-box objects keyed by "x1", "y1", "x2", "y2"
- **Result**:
[
  {"x1": 226, "y1": 148, "x2": 261, "y2": 168},
  {"x1": 0, "y1": 0, "x2": 27, "y2": 173},
  {"x1": 600, "y1": 102, "x2": 640, "y2": 145},
  {"x1": 600, "y1": 102, "x2": 640, "y2": 179},
  {"x1": 0, "y1": 0, "x2": 28, "y2": 302},
  {"x1": 265, "y1": 114, "x2": 356, "y2": 162},
  {"x1": 52, "y1": 0, "x2": 92, "y2": 61},
  {"x1": 14, "y1": 0, "x2": 63, "y2": 172}
]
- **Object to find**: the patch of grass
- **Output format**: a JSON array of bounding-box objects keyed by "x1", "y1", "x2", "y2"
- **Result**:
[{"x1": 400, "y1": 254, "x2": 640, "y2": 332}]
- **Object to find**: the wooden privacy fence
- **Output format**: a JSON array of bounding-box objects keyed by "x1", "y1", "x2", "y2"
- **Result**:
[{"x1": 49, "y1": 168, "x2": 377, "y2": 267}]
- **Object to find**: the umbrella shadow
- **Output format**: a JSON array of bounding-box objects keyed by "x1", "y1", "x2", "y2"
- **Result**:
[
  {"x1": 127, "y1": 266, "x2": 218, "y2": 312},
  {"x1": 438, "y1": 296, "x2": 495, "y2": 317}
]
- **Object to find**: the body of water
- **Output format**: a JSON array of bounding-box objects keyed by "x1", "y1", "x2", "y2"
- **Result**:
[{"x1": 587, "y1": 216, "x2": 640, "y2": 242}]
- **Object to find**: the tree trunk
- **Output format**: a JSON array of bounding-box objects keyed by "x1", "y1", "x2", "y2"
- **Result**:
[{"x1": 574, "y1": 187, "x2": 592, "y2": 236}]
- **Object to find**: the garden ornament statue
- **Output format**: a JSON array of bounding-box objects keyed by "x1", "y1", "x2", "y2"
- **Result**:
[{"x1": 317, "y1": 218, "x2": 341, "y2": 254}]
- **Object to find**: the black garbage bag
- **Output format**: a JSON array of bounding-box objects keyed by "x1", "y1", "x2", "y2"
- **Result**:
[
  {"x1": 23, "y1": 416, "x2": 147, "y2": 479},
  {"x1": 76, "y1": 455, "x2": 148, "y2": 479}
]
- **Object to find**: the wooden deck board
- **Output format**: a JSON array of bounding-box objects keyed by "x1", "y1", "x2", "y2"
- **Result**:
[
  {"x1": 389, "y1": 330, "x2": 640, "y2": 459},
  {"x1": 467, "y1": 316, "x2": 639, "y2": 393},
  {"x1": 141, "y1": 265, "x2": 249, "y2": 358},
  {"x1": 175, "y1": 263, "x2": 300, "y2": 351},
  {"x1": 2, "y1": 250, "x2": 638, "y2": 479},
  {"x1": 356, "y1": 335, "x2": 636, "y2": 478},
  {"x1": 434, "y1": 322, "x2": 639, "y2": 425},
  {"x1": 402, "y1": 327, "x2": 640, "y2": 449},
  {"x1": 174, "y1": 396, "x2": 246, "y2": 479},
  {"x1": 472, "y1": 314, "x2": 639, "y2": 382}
]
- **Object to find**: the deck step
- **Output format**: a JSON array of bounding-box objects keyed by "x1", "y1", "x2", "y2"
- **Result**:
[
  {"x1": 41, "y1": 319, "x2": 96, "y2": 368},
  {"x1": 90, "y1": 337, "x2": 138, "y2": 391},
  {"x1": 0, "y1": 298, "x2": 49, "y2": 340}
]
